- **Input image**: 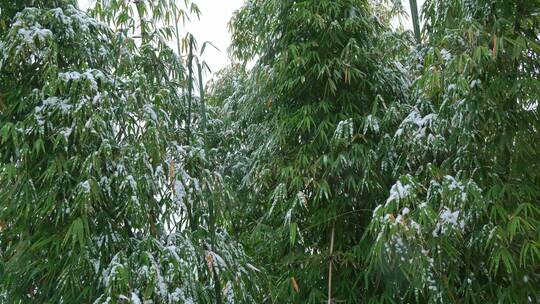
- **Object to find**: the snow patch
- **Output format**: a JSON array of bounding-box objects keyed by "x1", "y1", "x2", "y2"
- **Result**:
[{"x1": 386, "y1": 180, "x2": 412, "y2": 204}]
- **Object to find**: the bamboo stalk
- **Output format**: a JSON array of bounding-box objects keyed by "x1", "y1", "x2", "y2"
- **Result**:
[
  {"x1": 186, "y1": 35, "x2": 194, "y2": 143},
  {"x1": 173, "y1": 8, "x2": 182, "y2": 63},
  {"x1": 135, "y1": 0, "x2": 159, "y2": 238},
  {"x1": 197, "y1": 62, "x2": 208, "y2": 143},
  {"x1": 195, "y1": 44, "x2": 221, "y2": 304},
  {"x1": 135, "y1": 1, "x2": 147, "y2": 44},
  {"x1": 201, "y1": 66, "x2": 222, "y2": 304},
  {"x1": 209, "y1": 192, "x2": 222, "y2": 304},
  {"x1": 409, "y1": 0, "x2": 421, "y2": 43},
  {"x1": 328, "y1": 221, "x2": 336, "y2": 304}
]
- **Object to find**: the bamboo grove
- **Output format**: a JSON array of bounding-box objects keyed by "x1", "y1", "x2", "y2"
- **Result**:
[{"x1": 0, "y1": 0, "x2": 539, "y2": 303}]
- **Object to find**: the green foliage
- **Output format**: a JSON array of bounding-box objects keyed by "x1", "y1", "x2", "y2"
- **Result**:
[
  {"x1": 210, "y1": 0, "x2": 540, "y2": 302},
  {"x1": 226, "y1": 0, "x2": 409, "y2": 302},
  {"x1": 367, "y1": 0, "x2": 540, "y2": 302},
  {"x1": 1, "y1": 0, "x2": 539, "y2": 302},
  {"x1": 0, "y1": 1, "x2": 260, "y2": 303}
]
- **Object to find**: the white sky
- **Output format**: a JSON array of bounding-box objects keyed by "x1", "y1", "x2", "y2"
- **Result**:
[
  {"x1": 184, "y1": 0, "x2": 245, "y2": 74},
  {"x1": 79, "y1": 0, "x2": 425, "y2": 76},
  {"x1": 397, "y1": 0, "x2": 426, "y2": 30}
]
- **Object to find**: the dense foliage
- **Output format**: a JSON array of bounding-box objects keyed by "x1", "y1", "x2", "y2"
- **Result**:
[
  {"x1": 0, "y1": 1, "x2": 259, "y2": 303},
  {"x1": 368, "y1": 0, "x2": 540, "y2": 302},
  {"x1": 227, "y1": 0, "x2": 409, "y2": 302},
  {"x1": 1, "y1": 0, "x2": 538, "y2": 303}
]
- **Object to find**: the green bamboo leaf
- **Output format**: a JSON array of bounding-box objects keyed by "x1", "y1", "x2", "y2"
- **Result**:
[{"x1": 290, "y1": 222, "x2": 297, "y2": 247}]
